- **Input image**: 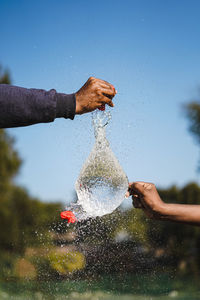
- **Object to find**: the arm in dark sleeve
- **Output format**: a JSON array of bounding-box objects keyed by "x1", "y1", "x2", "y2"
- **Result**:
[{"x1": 0, "y1": 84, "x2": 76, "y2": 128}]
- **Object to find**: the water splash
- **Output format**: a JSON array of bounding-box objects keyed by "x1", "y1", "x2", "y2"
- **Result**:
[{"x1": 65, "y1": 109, "x2": 128, "y2": 221}]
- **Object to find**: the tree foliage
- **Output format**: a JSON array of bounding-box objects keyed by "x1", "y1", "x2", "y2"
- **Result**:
[
  {"x1": 0, "y1": 65, "x2": 11, "y2": 84},
  {"x1": 185, "y1": 92, "x2": 200, "y2": 169},
  {"x1": 0, "y1": 66, "x2": 62, "y2": 256},
  {"x1": 0, "y1": 130, "x2": 21, "y2": 190},
  {"x1": 185, "y1": 95, "x2": 200, "y2": 146},
  {"x1": 0, "y1": 65, "x2": 21, "y2": 189}
]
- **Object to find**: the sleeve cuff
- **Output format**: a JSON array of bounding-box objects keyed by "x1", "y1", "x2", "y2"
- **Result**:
[{"x1": 55, "y1": 93, "x2": 76, "y2": 120}]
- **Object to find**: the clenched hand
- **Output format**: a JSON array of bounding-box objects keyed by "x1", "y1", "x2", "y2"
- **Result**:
[
  {"x1": 75, "y1": 77, "x2": 116, "y2": 114},
  {"x1": 126, "y1": 182, "x2": 165, "y2": 220},
  {"x1": 126, "y1": 181, "x2": 200, "y2": 226}
]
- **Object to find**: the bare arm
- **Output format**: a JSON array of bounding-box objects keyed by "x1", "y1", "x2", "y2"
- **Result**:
[
  {"x1": 126, "y1": 182, "x2": 200, "y2": 226},
  {"x1": 160, "y1": 203, "x2": 200, "y2": 226}
]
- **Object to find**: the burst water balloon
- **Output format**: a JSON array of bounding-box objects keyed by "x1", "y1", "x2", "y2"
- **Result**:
[{"x1": 75, "y1": 109, "x2": 128, "y2": 218}]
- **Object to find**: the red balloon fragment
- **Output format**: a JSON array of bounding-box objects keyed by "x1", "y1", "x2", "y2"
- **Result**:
[{"x1": 60, "y1": 211, "x2": 77, "y2": 223}]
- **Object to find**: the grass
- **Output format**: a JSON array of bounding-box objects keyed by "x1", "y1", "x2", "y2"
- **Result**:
[{"x1": 0, "y1": 273, "x2": 200, "y2": 300}]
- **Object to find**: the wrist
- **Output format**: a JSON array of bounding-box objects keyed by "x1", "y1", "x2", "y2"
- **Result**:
[
  {"x1": 154, "y1": 202, "x2": 169, "y2": 220},
  {"x1": 158, "y1": 203, "x2": 179, "y2": 221},
  {"x1": 75, "y1": 93, "x2": 82, "y2": 114}
]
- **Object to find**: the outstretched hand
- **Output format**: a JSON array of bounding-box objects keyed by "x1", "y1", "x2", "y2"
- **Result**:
[
  {"x1": 126, "y1": 181, "x2": 200, "y2": 226},
  {"x1": 75, "y1": 77, "x2": 116, "y2": 114},
  {"x1": 126, "y1": 182, "x2": 166, "y2": 220}
]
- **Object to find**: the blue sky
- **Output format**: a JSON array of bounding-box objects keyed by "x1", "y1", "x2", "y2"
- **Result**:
[{"x1": 1, "y1": 0, "x2": 200, "y2": 204}]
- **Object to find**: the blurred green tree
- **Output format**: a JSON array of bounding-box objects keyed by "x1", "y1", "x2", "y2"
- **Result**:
[
  {"x1": 146, "y1": 184, "x2": 200, "y2": 275},
  {"x1": 185, "y1": 91, "x2": 200, "y2": 169},
  {"x1": 0, "y1": 65, "x2": 11, "y2": 84},
  {"x1": 0, "y1": 65, "x2": 21, "y2": 252},
  {"x1": 0, "y1": 66, "x2": 21, "y2": 191},
  {"x1": 0, "y1": 65, "x2": 62, "y2": 257}
]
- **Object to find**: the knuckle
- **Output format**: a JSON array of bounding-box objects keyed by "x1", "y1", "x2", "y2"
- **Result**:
[
  {"x1": 134, "y1": 182, "x2": 140, "y2": 189},
  {"x1": 150, "y1": 183, "x2": 156, "y2": 190},
  {"x1": 109, "y1": 85, "x2": 114, "y2": 92},
  {"x1": 88, "y1": 76, "x2": 95, "y2": 82},
  {"x1": 96, "y1": 88, "x2": 102, "y2": 95}
]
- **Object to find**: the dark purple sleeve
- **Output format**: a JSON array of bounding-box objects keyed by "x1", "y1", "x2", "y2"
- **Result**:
[{"x1": 0, "y1": 84, "x2": 76, "y2": 128}]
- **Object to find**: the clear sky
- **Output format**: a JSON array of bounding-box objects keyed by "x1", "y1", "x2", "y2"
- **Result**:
[{"x1": 1, "y1": 0, "x2": 200, "y2": 205}]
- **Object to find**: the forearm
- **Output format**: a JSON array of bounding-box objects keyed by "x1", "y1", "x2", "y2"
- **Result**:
[
  {"x1": 0, "y1": 84, "x2": 76, "y2": 128},
  {"x1": 160, "y1": 203, "x2": 200, "y2": 226}
]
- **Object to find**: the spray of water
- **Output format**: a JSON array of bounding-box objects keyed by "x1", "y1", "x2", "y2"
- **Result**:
[
  {"x1": 12, "y1": 110, "x2": 142, "y2": 299},
  {"x1": 66, "y1": 109, "x2": 128, "y2": 220}
]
